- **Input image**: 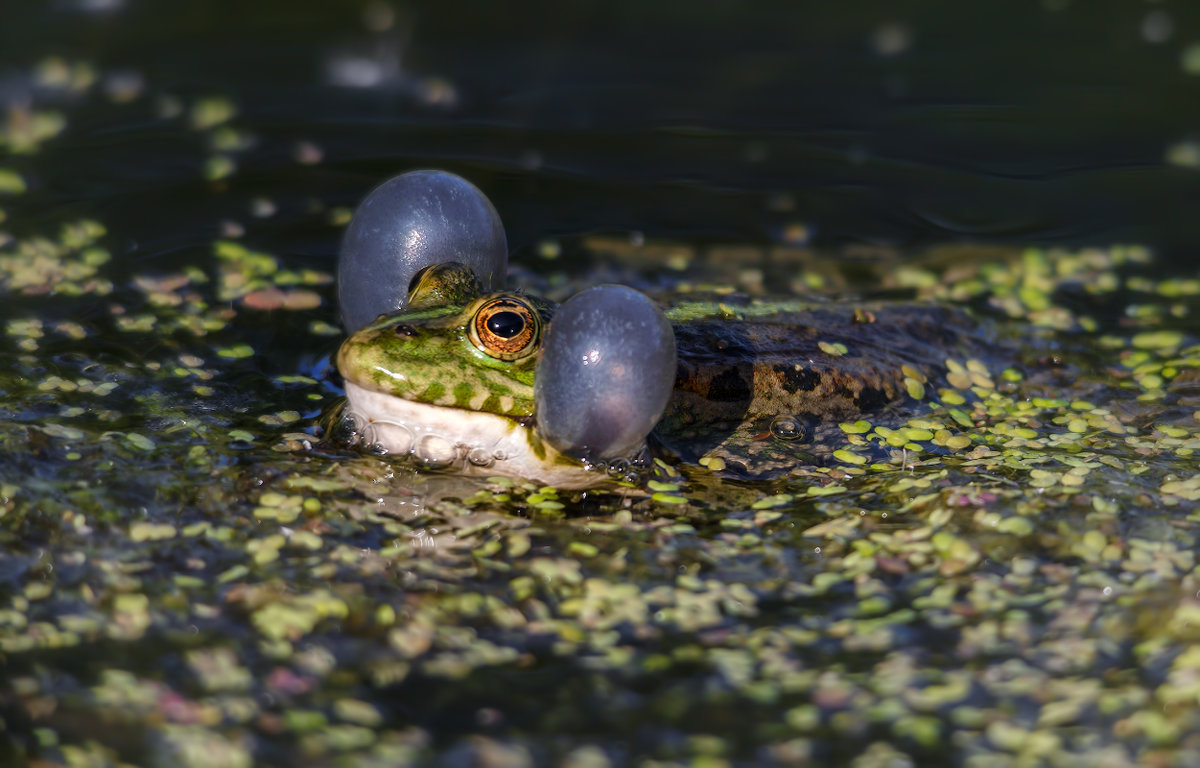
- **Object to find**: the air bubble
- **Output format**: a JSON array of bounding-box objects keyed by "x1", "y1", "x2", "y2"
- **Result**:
[
  {"x1": 769, "y1": 415, "x2": 805, "y2": 440},
  {"x1": 416, "y1": 434, "x2": 457, "y2": 467}
]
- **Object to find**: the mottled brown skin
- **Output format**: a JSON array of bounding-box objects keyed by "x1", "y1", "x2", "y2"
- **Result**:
[{"x1": 657, "y1": 302, "x2": 985, "y2": 476}]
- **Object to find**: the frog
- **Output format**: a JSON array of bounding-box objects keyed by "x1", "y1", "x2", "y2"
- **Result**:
[{"x1": 333, "y1": 261, "x2": 990, "y2": 489}]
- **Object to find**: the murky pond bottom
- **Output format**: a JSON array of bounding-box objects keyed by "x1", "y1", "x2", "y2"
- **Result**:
[{"x1": 3, "y1": 16, "x2": 1200, "y2": 768}]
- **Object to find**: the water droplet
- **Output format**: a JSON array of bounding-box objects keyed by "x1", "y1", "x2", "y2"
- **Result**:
[{"x1": 606, "y1": 458, "x2": 631, "y2": 477}]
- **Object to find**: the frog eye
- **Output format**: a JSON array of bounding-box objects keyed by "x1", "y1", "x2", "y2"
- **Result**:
[{"x1": 470, "y1": 297, "x2": 539, "y2": 360}]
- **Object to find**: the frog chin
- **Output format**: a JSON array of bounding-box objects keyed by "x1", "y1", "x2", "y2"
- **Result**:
[{"x1": 342, "y1": 380, "x2": 613, "y2": 490}]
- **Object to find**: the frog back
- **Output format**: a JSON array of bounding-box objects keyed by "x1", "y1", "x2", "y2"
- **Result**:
[{"x1": 658, "y1": 301, "x2": 988, "y2": 476}]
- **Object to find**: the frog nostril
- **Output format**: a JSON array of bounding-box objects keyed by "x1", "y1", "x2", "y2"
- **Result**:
[{"x1": 393, "y1": 324, "x2": 417, "y2": 337}]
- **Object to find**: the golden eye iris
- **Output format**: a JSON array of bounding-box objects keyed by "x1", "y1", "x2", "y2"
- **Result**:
[{"x1": 469, "y1": 297, "x2": 539, "y2": 360}]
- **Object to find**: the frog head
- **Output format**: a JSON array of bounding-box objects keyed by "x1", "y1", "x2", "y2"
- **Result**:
[
  {"x1": 336, "y1": 262, "x2": 677, "y2": 488},
  {"x1": 336, "y1": 263, "x2": 600, "y2": 487},
  {"x1": 338, "y1": 263, "x2": 550, "y2": 421}
]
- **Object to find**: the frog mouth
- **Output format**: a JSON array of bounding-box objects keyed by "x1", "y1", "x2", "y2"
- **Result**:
[{"x1": 341, "y1": 380, "x2": 610, "y2": 488}]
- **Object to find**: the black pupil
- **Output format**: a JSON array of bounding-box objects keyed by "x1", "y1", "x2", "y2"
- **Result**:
[{"x1": 486, "y1": 311, "x2": 525, "y2": 338}]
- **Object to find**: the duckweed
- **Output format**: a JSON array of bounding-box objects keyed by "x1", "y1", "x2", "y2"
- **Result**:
[
  {"x1": 1, "y1": 52, "x2": 1200, "y2": 768},
  {"x1": 0, "y1": 168, "x2": 26, "y2": 195}
]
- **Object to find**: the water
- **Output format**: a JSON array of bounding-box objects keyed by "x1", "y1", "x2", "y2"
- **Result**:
[{"x1": 1, "y1": 2, "x2": 1200, "y2": 766}]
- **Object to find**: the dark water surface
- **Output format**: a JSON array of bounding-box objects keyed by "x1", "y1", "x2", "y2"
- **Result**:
[
  {"x1": 7, "y1": 1, "x2": 1200, "y2": 257},
  {"x1": 2, "y1": 2, "x2": 1200, "y2": 766}
]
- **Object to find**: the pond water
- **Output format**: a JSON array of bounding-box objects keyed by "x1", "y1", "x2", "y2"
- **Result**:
[{"x1": 2, "y1": 2, "x2": 1200, "y2": 766}]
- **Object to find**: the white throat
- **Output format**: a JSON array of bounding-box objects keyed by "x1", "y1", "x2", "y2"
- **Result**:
[{"x1": 342, "y1": 380, "x2": 611, "y2": 489}]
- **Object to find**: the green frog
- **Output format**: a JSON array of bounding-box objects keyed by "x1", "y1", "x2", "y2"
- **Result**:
[{"x1": 334, "y1": 262, "x2": 989, "y2": 489}]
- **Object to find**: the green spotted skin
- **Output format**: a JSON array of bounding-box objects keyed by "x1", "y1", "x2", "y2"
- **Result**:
[{"x1": 337, "y1": 268, "x2": 554, "y2": 420}]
